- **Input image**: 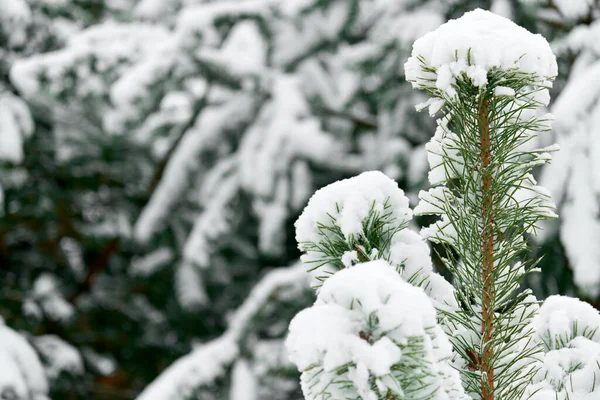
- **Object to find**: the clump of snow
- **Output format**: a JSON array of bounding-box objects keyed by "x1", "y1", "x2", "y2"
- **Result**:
[
  {"x1": 509, "y1": 173, "x2": 558, "y2": 223},
  {"x1": 525, "y1": 295, "x2": 600, "y2": 398},
  {"x1": 286, "y1": 261, "x2": 466, "y2": 400},
  {"x1": 0, "y1": 92, "x2": 34, "y2": 163},
  {"x1": 414, "y1": 186, "x2": 453, "y2": 215},
  {"x1": 533, "y1": 295, "x2": 600, "y2": 351},
  {"x1": 0, "y1": 322, "x2": 49, "y2": 400},
  {"x1": 494, "y1": 86, "x2": 516, "y2": 97},
  {"x1": 32, "y1": 274, "x2": 74, "y2": 322},
  {"x1": 405, "y1": 8, "x2": 557, "y2": 100},
  {"x1": 33, "y1": 335, "x2": 84, "y2": 382},
  {"x1": 295, "y1": 170, "x2": 411, "y2": 257},
  {"x1": 419, "y1": 116, "x2": 463, "y2": 185},
  {"x1": 388, "y1": 229, "x2": 458, "y2": 312}
]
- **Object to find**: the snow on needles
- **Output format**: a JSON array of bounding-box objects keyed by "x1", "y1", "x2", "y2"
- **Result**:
[
  {"x1": 0, "y1": 322, "x2": 49, "y2": 400},
  {"x1": 405, "y1": 8, "x2": 557, "y2": 99},
  {"x1": 286, "y1": 261, "x2": 466, "y2": 400},
  {"x1": 525, "y1": 296, "x2": 600, "y2": 399},
  {"x1": 294, "y1": 170, "x2": 457, "y2": 309},
  {"x1": 295, "y1": 171, "x2": 412, "y2": 244},
  {"x1": 136, "y1": 263, "x2": 308, "y2": 400}
]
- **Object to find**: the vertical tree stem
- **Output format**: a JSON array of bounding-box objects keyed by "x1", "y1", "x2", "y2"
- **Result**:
[{"x1": 479, "y1": 97, "x2": 495, "y2": 400}]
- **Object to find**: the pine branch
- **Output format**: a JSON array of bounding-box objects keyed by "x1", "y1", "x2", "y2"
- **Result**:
[
  {"x1": 143, "y1": 94, "x2": 209, "y2": 200},
  {"x1": 406, "y1": 10, "x2": 560, "y2": 399}
]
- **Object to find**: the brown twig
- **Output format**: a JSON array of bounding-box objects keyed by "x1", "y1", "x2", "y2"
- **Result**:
[
  {"x1": 143, "y1": 99, "x2": 204, "y2": 200},
  {"x1": 353, "y1": 245, "x2": 370, "y2": 263},
  {"x1": 68, "y1": 238, "x2": 120, "y2": 302},
  {"x1": 318, "y1": 106, "x2": 378, "y2": 130}
]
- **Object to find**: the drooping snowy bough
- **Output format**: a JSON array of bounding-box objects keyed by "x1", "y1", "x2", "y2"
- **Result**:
[
  {"x1": 0, "y1": 320, "x2": 49, "y2": 400},
  {"x1": 287, "y1": 8, "x2": 600, "y2": 400}
]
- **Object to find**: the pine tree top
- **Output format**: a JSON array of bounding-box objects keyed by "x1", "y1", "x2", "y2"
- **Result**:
[{"x1": 405, "y1": 8, "x2": 557, "y2": 99}]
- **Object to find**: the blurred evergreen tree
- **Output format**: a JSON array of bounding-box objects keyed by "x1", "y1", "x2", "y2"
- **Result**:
[{"x1": 1, "y1": 0, "x2": 598, "y2": 399}]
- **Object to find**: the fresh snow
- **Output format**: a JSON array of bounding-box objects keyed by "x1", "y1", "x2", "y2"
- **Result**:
[
  {"x1": 136, "y1": 264, "x2": 308, "y2": 400},
  {"x1": 0, "y1": 321, "x2": 49, "y2": 400},
  {"x1": 526, "y1": 295, "x2": 600, "y2": 398},
  {"x1": 405, "y1": 9, "x2": 557, "y2": 100},
  {"x1": 295, "y1": 170, "x2": 458, "y2": 310},
  {"x1": 286, "y1": 261, "x2": 466, "y2": 400},
  {"x1": 494, "y1": 86, "x2": 516, "y2": 97},
  {"x1": 295, "y1": 171, "x2": 412, "y2": 245}
]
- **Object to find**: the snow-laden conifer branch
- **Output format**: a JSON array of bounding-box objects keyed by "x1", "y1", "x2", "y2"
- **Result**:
[
  {"x1": 287, "y1": 261, "x2": 466, "y2": 400},
  {"x1": 289, "y1": 171, "x2": 464, "y2": 399},
  {"x1": 136, "y1": 263, "x2": 307, "y2": 400},
  {"x1": 0, "y1": 320, "x2": 49, "y2": 400},
  {"x1": 525, "y1": 295, "x2": 600, "y2": 399},
  {"x1": 294, "y1": 171, "x2": 457, "y2": 312},
  {"x1": 406, "y1": 9, "x2": 558, "y2": 400}
]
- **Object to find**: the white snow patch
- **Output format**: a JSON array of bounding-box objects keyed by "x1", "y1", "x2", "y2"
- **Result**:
[{"x1": 405, "y1": 9, "x2": 557, "y2": 98}]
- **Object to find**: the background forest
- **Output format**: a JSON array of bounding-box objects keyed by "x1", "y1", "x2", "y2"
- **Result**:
[{"x1": 1, "y1": 0, "x2": 599, "y2": 399}]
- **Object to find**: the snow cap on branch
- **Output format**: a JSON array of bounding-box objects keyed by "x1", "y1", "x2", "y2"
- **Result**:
[
  {"x1": 0, "y1": 323, "x2": 49, "y2": 400},
  {"x1": 405, "y1": 8, "x2": 557, "y2": 98},
  {"x1": 526, "y1": 295, "x2": 600, "y2": 398},
  {"x1": 533, "y1": 295, "x2": 600, "y2": 350},
  {"x1": 294, "y1": 171, "x2": 413, "y2": 287},
  {"x1": 286, "y1": 260, "x2": 466, "y2": 400},
  {"x1": 295, "y1": 171, "x2": 411, "y2": 244}
]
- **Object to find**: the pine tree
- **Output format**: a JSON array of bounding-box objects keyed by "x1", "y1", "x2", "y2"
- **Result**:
[{"x1": 287, "y1": 9, "x2": 600, "y2": 400}]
